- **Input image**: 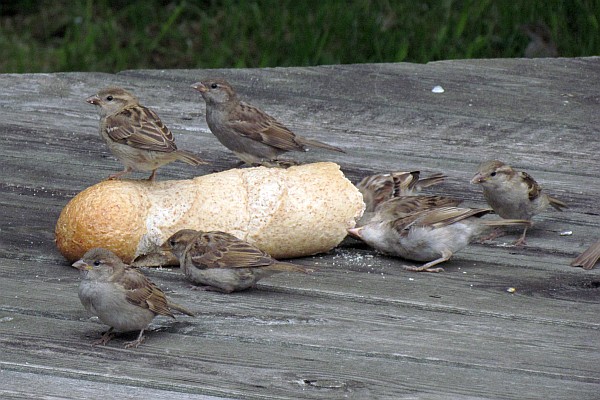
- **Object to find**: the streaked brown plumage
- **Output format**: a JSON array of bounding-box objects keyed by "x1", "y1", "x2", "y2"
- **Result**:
[
  {"x1": 191, "y1": 78, "x2": 344, "y2": 166},
  {"x1": 356, "y1": 171, "x2": 447, "y2": 213},
  {"x1": 86, "y1": 87, "x2": 207, "y2": 180},
  {"x1": 354, "y1": 170, "x2": 458, "y2": 226},
  {"x1": 73, "y1": 248, "x2": 194, "y2": 348},
  {"x1": 570, "y1": 239, "x2": 600, "y2": 270},
  {"x1": 471, "y1": 160, "x2": 567, "y2": 246},
  {"x1": 520, "y1": 22, "x2": 558, "y2": 58},
  {"x1": 349, "y1": 207, "x2": 531, "y2": 273},
  {"x1": 162, "y1": 229, "x2": 313, "y2": 293}
]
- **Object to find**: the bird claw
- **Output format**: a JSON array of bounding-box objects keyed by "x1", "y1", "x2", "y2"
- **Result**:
[
  {"x1": 513, "y1": 237, "x2": 527, "y2": 247},
  {"x1": 477, "y1": 228, "x2": 506, "y2": 243},
  {"x1": 92, "y1": 331, "x2": 115, "y2": 346},
  {"x1": 403, "y1": 265, "x2": 445, "y2": 273},
  {"x1": 123, "y1": 337, "x2": 145, "y2": 349}
]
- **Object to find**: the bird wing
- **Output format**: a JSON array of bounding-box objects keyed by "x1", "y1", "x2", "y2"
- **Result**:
[
  {"x1": 118, "y1": 267, "x2": 174, "y2": 317},
  {"x1": 190, "y1": 232, "x2": 275, "y2": 269},
  {"x1": 518, "y1": 171, "x2": 543, "y2": 202},
  {"x1": 393, "y1": 207, "x2": 492, "y2": 232},
  {"x1": 105, "y1": 106, "x2": 178, "y2": 152},
  {"x1": 225, "y1": 102, "x2": 305, "y2": 151},
  {"x1": 376, "y1": 195, "x2": 462, "y2": 221}
]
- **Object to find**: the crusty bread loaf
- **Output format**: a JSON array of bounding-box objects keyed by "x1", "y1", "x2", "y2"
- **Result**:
[{"x1": 55, "y1": 162, "x2": 364, "y2": 264}]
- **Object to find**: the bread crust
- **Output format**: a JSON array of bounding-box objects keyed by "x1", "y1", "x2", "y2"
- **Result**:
[{"x1": 55, "y1": 162, "x2": 364, "y2": 263}]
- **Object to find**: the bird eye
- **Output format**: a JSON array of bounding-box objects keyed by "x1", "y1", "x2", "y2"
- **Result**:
[
  {"x1": 106, "y1": 95, "x2": 113, "y2": 101},
  {"x1": 210, "y1": 83, "x2": 218, "y2": 89},
  {"x1": 490, "y1": 172, "x2": 496, "y2": 177},
  {"x1": 169, "y1": 239, "x2": 176, "y2": 247},
  {"x1": 93, "y1": 260, "x2": 101, "y2": 266}
]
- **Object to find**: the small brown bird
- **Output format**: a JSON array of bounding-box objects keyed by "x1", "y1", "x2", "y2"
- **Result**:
[
  {"x1": 162, "y1": 229, "x2": 313, "y2": 293},
  {"x1": 191, "y1": 78, "x2": 344, "y2": 166},
  {"x1": 354, "y1": 171, "x2": 459, "y2": 226},
  {"x1": 349, "y1": 207, "x2": 531, "y2": 272},
  {"x1": 471, "y1": 160, "x2": 567, "y2": 246},
  {"x1": 73, "y1": 248, "x2": 194, "y2": 348},
  {"x1": 520, "y1": 22, "x2": 558, "y2": 58},
  {"x1": 356, "y1": 171, "x2": 447, "y2": 213},
  {"x1": 570, "y1": 239, "x2": 600, "y2": 270},
  {"x1": 86, "y1": 87, "x2": 207, "y2": 180},
  {"x1": 368, "y1": 195, "x2": 462, "y2": 225}
]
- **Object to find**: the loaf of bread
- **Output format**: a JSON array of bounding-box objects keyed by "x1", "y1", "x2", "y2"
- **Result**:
[{"x1": 55, "y1": 162, "x2": 364, "y2": 264}]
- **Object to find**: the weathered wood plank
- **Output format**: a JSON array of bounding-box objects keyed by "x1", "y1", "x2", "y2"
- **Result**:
[{"x1": 0, "y1": 58, "x2": 599, "y2": 399}]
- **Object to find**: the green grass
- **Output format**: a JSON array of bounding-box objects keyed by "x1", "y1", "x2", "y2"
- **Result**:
[{"x1": 1, "y1": 0, "x2": 598, "y2": 73}]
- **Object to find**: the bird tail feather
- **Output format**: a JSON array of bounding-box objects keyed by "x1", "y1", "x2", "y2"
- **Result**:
[
  {"x1": 548, "y1": 196, "x2": 568, "y2": 211},
  {"x1": 480, "y1": 219, "x2": 532, "y2": 227},
  {"x1": 297, "y1": 137, "x2": 345, "y2": 153},
  {"x1": 271, "y1": 262, "x2": 314, "y2": 274},
  {"x1": 168, "y1": 301, "x2": 196, "y2": 317},
  {"x1": 176, "y1": 150, "x2": 209, "y2": 166}
]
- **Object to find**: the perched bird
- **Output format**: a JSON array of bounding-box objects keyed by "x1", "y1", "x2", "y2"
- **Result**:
[
  {"x1": 356, "y1": 171, "x2": 447, "y2": 213},
  {"x1": 86, "y1": 87, "x2": 207, "y2": 180},
  {"x1": 570, "y1": 239, "x2": 600, "y2": 270},
  {"x1": 355, "y1": 170, "x2": 459, "y2": 226},
  {"x1": 348, "y1": 207, "x2": 531, "y2": 273},
  {"x1": 162, "y1": 229, "x2": 313, "y2": 293},
  {"x1": 191, "y1": 78, "x2": 344, "y2": 166},
  {"x1": 72, "y1": 248, "x2": 194, "y2": 348},
  {"x1": 471, "y1": 160, "x2": 567, "y2": 246},
  {"x1": 366, "y1": 195, "x2": 462, "y2": 225},
  {"x1": 520, "y1": 22, "x2": 558, "y2": 58}
]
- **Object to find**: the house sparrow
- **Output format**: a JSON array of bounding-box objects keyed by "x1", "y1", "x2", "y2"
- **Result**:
[
  {"x1": 356, "y1": 171, "x2": 447, "y2": 213},
  {"x1": 367, "y1": 195, "x2": 462, "y2": 225},
  {"x1": 570, "y1": 239, "x2": 600, "y2": 270},
  {"x1": 471, "y1": 160, "x2": 567, "y2": 246},
  {"x1": 520, "y1": 22, "x2": 558, "y2": 58},
  {"x1": 72, "y1": 248, "x2": 194, "y2": 348},
  {"x1": 162, "y1": 229, "x2": 313, "y2": 293},
  {"x1": 191, "y1": 79, "x2": 344, "y2": 166},
  {"x1": 86, "y1": 87, "x2": 207, "y2": 180},
  {"x1": 354, "y1": 170, "x2": 458, "y2": 226},
  {"x1": 348, "y1": 207, "x2": 531, "y2": 272}
]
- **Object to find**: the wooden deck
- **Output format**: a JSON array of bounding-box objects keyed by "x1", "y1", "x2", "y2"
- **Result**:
[{"x1": 1, "y1": 58, "x2": 599, "y2": 399}]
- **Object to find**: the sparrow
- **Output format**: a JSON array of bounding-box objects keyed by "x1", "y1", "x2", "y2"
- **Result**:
[
  {"x1": 471, "y1": 160, "x2": 567, "y2": 246},
  {"x1": 570, "y1": 239, "x2": 600, "y2": 270},
  {"x1": 356, "y1": 171, "x2": 447, "y2": 213},
  {"x1": 520, "y1": 22, "x2": 558, "y2": 58},
  {"x1": 72, "y1": 248, "x2": 195, "y2": 348},
  {"x1": 191, "y1": 78, "x2": 344, "y2": 166},
  {"x1": 366, "y1": 195, "x2": 462, "y2": 225},
  {"x1": 348, "y1": 207, "x2": 531, "y2": 273},
  {"x1": 162, "y1": 229, "x2": 313, "y2": 293},
  {"x1": 354, "y1": 170, "x2": 459, "y2": 226},
  {"x1": 86, "y1": 87, "x2": 207, "y2": 180}
]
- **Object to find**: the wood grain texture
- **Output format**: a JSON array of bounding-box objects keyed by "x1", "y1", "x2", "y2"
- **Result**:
[{"x1": 0, "y1": 58, "x2": 599, "y2": 399}]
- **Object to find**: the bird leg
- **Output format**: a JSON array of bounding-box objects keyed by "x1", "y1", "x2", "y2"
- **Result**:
[
  {"x1": 477, "y1": 227, "x2": 506, "y2": 243},
  {"x1": 107, "y1": 167, "x2": 133, "y2": 180},
  {"x1": 190, "y1": 284, "x2": 235, "y2": 293},
  {"x1": 124, "y1": 329, "x2": 146, "y2": 349},
  {"x1": 513, "y1": 227, "x2": 528, "y2": 247},
  {"x1": 92, "y1": 327, "x2": 115, "y2": 346},
  {"x1": 403, "y1": 250, "x2": 451, "y2": 273},
  {"x1": 271, "y1": 159, "x2": 299, "y2": 168},
  {"x1": 146, "y1": 169, "x2": 158, "y2": 181}
]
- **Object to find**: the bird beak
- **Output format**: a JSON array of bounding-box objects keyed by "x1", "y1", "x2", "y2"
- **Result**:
[
  {"x1": 470, "y1": 174, "x2": 485, "y2": 184},
  {"x1": 191, "y1": 82, "x2": 207, "y2": 93},
  {"x1": 85, "y1": 94, "x2": 100, "y2": 105},
  {"x1": 347, "y1": 227, "x2": 363, "y2": 239},
  {"x1": 160, "y1": 241, "x2": 172, "y2": 252},
  {"x1": 72, "y1": 260, "x2": 92, "y2": 270}
]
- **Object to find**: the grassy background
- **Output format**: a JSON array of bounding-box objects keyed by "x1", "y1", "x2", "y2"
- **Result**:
[{"x1": 1, "y1": 0, "x2": 598, "y2": 73}]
